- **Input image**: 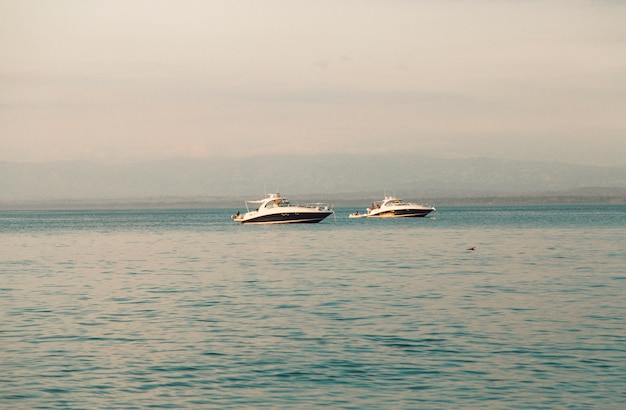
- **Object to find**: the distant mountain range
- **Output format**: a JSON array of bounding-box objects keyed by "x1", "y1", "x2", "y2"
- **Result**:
[{"x1": 1, "y1": 154, "x2": 625, "y2": 207}]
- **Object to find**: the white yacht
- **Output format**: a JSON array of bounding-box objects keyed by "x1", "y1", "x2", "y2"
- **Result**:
[
  {"x1": 232, "y1": 193, "x2": 334, "y2": 224},
  {"x1": 349, "y1": 196, "x2": 435, "y2": 218}
]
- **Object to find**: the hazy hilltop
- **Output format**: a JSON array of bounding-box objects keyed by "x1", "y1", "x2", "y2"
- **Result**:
[{"x1": 1, "y1": 154, "x2": 625, "y2": 207}]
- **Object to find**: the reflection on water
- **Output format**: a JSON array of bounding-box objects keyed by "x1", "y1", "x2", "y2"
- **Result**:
[{"x1": 1, "y1": 206, "x2": 625, "y2": 408}]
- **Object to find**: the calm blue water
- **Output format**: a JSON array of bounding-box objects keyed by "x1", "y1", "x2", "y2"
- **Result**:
[{"x1": 1, "y1": 205, "x2": 625, "y2": 409}]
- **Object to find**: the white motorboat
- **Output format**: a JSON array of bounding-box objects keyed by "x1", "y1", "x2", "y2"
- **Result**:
[
  {"x1": 231, "y1": 193, "x2": 334, "y2": 224},
  {"x1": 348, "y1": 210, "x2": 368, "y2": 218},
  {"x1": 356, "y1": 196, "x2": 435, "y2": 218}
]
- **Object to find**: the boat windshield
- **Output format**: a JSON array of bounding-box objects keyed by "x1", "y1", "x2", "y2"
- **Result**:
[{"x1": 266, "y1": 199, "x2": 291, "y2": 208}]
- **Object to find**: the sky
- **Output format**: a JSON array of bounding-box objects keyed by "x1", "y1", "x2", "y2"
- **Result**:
[{"x1": 1, "y1": 0, "x2": 625, "y2": 166}]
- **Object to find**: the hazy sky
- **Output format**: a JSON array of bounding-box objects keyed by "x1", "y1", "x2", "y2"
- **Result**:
[{"x1": 1, "y1": 0, "x2": 625, "y2": 166}]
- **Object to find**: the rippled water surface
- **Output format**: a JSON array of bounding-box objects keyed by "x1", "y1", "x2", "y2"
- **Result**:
[{"x1": 1, "y1": 205, "x2": 625, "y2": 408}]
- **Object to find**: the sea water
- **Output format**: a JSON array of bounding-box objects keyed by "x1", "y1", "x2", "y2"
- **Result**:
[{"x1": 1, "y1": 205, "x2": 625, "y2": 409}]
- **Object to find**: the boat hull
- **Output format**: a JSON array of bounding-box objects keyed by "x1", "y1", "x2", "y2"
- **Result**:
[
  {"x1": 369, "y1": 208, "x2": 433, "y2": 218},
  {"x1": 239, "y1": 211, "x2": 333, "y2": 224}
]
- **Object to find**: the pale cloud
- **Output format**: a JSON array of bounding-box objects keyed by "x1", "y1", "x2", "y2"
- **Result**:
[{"x1": 1, "y1": 0, "x2": 625, "y2": 165}]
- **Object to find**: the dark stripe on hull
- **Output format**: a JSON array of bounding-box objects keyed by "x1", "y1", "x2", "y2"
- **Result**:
[
  {"x1": 242, "y1": 212, "x2": 333, "y2": 224},
  {"x1": 371, "y1": 209, "x2": 433, "y2": 218}
]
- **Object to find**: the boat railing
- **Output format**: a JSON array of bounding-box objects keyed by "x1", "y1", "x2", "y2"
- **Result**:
[{"x1": 306, "y1": 203, "x2": 334, "y2": 211}]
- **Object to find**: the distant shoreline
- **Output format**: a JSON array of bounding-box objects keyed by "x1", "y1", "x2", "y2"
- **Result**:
[{"x1": 1, "y1": 194, "x2": 624, "y2": 211}]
